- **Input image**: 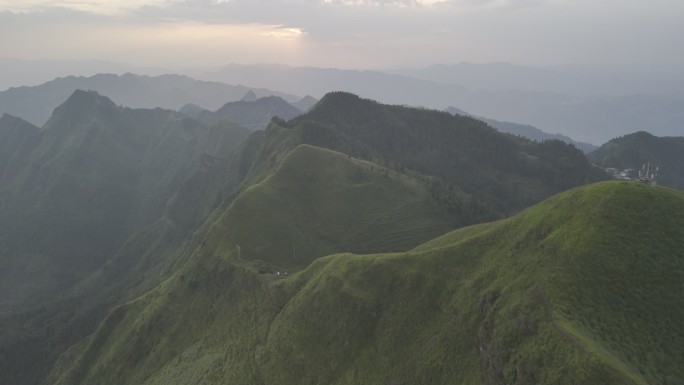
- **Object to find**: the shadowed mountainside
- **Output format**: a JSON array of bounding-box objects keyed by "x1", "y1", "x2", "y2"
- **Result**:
[
  {"x1": 0, "y1": 90, "x2": 255, "y2": 384},
  {"x1": 588, "y1": 131, "x2": 684, "y2": 190},
  {"x1": 182, "y1": 96, "x2": 303, "y2": 130}
]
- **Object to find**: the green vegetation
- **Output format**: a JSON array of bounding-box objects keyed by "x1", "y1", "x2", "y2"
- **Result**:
[
  {"x1": 2, "y1": 91, "x2": 669, "y2": 385},
  {"x1": 50, "y1": 182, "x2": 684, "y2": 385},
  {"x1": 290, "y1": 92, "x2": 606, "y2": 214},
  {"x1": 203, "y1": 144, "x2": 457, "y2": 268},
  {"x1": 589, "y1": 131, "x2": 684, "y2": 189}
]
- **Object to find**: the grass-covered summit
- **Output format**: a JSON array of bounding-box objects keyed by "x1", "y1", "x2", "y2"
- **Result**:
[{"x1": 50, "y1": 181, "x2": 684, "y2": 385}]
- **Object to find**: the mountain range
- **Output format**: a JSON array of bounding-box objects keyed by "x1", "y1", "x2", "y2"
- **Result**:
[
  {"x1": 446, "y1": 106, "x2": 597, "y2": 153},
  {"x1": 389, "y1": 62, "x2": 684, "y2": 96},
  {"x1": 192, "y1": 64, "x2": 684, "y2": 144},
  {"x1": 0, "y1": 73, "x2": 299, "y2": 126},
  {"x1": 0, "y1": 90, "x2": 254, "y2": 384},
  {"x1": 49, "y1": 180, "x2": 684, "y2": 385},
  {"x1": 3, "y1": 59, "x2": 683, "y2": 144},
  {"x1": 1, "y1": 88, "x2": 682, "y2": 385}
]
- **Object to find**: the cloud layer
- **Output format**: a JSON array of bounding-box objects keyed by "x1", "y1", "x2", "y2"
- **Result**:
[{"x1": 1, "y1": 0, "x2": 682, "y2": 71}]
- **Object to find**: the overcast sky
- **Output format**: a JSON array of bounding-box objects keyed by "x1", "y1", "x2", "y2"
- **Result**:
[{"x1": 1, "y1": 0, "x2": 683, "y2": 71}]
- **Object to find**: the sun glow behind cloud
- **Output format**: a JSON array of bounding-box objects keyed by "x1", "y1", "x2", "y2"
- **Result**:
[{"x1": 0, "y1": 18, "x2": 307, "y2": 67}]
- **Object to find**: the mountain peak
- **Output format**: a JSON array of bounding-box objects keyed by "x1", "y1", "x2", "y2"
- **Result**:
[
  {"x1": 307, "y1": 91, "x2": 367, "y2": 114},
  {"x1": 292, "y1": 95, "x2": 319, "y2": 112},
  {"x1": 61, "y1": 89, "x2": 118, "y2": 111},
  {"x1": 0, "y1": 112, "x2": 40, "y2": 133},
  {"x1": 0, "y1": 112, "x2": 34, "y2": 126},
  {"x1": 241, "y1": 90, "x2": 258, "y2": 102},
  {"x1": 45, "y1": 90, "x2": 121, "y2": 129},
  {"x1": 318, "y1": 91, "x2": 362, "y2": 104}
]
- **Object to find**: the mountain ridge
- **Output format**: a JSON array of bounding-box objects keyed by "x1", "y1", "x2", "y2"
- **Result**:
[
  {"x1": 191, "y1": 95, "x2": 303, "y2": 130},
  {"x1": 3, "y1": 90, "x2": 672, "y2": 385},
  {"x1": 445, "y1": 106, "x2": 597, "y2": 153},
  {"x1": 48, "y1": 181, "x2": 684, "y2": 385},
  {"x1": 193, "y1": 64, "x2": 684, "y2": 143},
  {"x1": 0, "y1": 73, "x2": 300, "y2": 126}
]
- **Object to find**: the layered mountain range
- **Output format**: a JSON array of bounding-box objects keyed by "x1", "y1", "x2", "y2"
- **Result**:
[
  {"x1": 1, "y1": 89, "x2": 681, "y2": 385},
  {"x1": 0, "y1": 73, "x2": 299, "y2": 126}
]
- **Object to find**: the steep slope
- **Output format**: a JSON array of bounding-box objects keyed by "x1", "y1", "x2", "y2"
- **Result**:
[
  {"x1": 50, "y1": 181, "x2": 684, "y2": 385},
  {"x1": 588, "y1": 131, "x2": 684, "y2": 189},
  {"x1": 201, "y1": 144, "x2": 457, "y2": 268},
  {"x1": 195, "y1": 96, "x2": 303, "y2": 130},
  {"x1": 0, "y1": 90, "x2": 248, "y2": 277},
  {"x1": 284, "y1": 92, "x2": 605, "y2": 214},
  {"x1": 0, "y1": 73, "x2": 299, "y2": 126},
  {"x1": 0, "y1": 113, "x2": 40, "y2": 179},
  {"x1": 0, "y1": 90, "x2": 254, "y2": 385}
]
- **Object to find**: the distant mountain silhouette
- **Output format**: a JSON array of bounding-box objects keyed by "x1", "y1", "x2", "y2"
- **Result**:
[
  {"x1": 185, "y1": 96, "x2": 303, "y2": 130},
  {"x1": 193, "y1": 64, "x2": 684, "y2": 144},
  {"x1": 241, "y1": 90, "x2": 258, "y2": 102},
  {"x1": 292, "y1": 95, "x2": 319, "y2": 111},
  {"x1": 0, "y1": 73, "x2": 299, "y2": 126},
  {"x1": 447, "y1": 107, "x2": 597, "y2": 153}
]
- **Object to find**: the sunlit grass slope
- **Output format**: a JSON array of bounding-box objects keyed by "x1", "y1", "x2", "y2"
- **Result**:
[{"x1": 51, "y1": 181, "x2": 684, "y2": 385}]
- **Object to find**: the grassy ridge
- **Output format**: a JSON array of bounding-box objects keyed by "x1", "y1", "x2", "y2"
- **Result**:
[
  {"x1": 203, "y1": 144, "x2": 456, "y2": 267},
  {"x1": 51, "y1": 181, "x2": 684, "y2": 384}
]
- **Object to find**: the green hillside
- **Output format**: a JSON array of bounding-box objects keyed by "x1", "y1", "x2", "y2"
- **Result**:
[
  {"x1": 50, "y1": 181, "x2": 684, "y2": 385},
  {"x1": 201, "y1": 144, "x2": 458, "y2": 268},
  {"x1": 0, "y1": 91, "x2": 651, "y2": 385},
  {"x1": 589, "y1": 131, "x2": 684, "y2": 189}
]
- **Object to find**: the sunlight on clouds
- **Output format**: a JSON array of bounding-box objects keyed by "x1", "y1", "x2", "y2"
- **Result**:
[
  {"x1": 262, "y1": 27, "x2": 305, "y2": 39},
  {"x1": 121, "y1": 22, "x2": 307, "y2": 65},
  {"x1": 0, "y1": 21, "x2": 307, "y2": 67}
]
